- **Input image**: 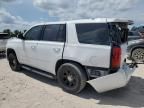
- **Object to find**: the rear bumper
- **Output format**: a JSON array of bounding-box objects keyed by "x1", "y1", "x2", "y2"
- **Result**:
[{"x1": 87, "y1": 63, "x2": 135, "y2": 93}]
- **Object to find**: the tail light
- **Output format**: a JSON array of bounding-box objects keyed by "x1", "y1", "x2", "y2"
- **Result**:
[{"x1": 111, "y1": 46, "x2": 121, "y2": 69}]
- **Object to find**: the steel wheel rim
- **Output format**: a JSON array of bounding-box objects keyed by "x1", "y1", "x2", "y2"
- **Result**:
[
  {"x1": 132, "y1": 48, "x2": 144, "y2": 61},
  {"x1": 60, "y1": 68, "x2": 77, "y2": 88}
]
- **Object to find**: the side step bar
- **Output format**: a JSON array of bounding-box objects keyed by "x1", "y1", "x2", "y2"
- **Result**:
[{"x1": 22, "y1": 65, "x2": 56, "y2": 79}]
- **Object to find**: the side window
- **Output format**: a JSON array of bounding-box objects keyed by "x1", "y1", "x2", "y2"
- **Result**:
[
  {"x1": 76, "y1": 23, "x2": 110, "y2": 45},
  {"x1": 25, "y1": 25, "x2": 43, "y2": 40},
  {"x1": 42, "y1": 24, "x2": 66, "y2": 42}
]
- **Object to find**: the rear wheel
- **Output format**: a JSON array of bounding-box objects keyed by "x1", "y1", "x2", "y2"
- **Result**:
[
  {"x1": 57, "y1": 63, "x2": 87, "y2": 94},
  {"x1": 131, "y1": 48, "x2": 144, "y2": 62},
  {"x1": 8, "y1": 53, "x2": 21, "y2": 71}
]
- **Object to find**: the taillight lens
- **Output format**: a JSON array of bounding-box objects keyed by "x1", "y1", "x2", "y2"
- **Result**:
[{"x1": 111, "y1": 46, "x2": 121, "y2": 69}]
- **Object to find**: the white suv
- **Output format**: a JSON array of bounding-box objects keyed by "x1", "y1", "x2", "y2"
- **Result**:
[{"x1": 6, "y1": 18, "x2": 136, "y2": 93}]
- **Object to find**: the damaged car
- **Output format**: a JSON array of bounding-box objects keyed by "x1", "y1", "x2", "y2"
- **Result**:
[{"x1": 6, "y1": 18, "x2": 137, "y2": 93}]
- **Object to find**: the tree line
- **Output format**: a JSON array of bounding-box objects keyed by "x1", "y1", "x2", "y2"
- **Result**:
[{"x1": 2, "y1": 29, "x2": 27, "y2": 37}]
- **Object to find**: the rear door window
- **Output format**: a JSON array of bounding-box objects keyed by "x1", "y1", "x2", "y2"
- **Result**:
[
  {"x1": 76, "y1": 23, "x2": 110, "y2": 45},
  {"x1": 42, "y1": 24, "x2": 66, "y2": 42}
]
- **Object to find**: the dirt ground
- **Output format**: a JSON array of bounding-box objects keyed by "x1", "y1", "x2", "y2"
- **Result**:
[{"x1": 0, "y1": 57, "x2": 144, "y2": 108}]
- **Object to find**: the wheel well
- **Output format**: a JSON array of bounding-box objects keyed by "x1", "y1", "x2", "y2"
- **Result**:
[
  {"x1": 55, "y1": 59, "x2": 88, "y2": 79},
  {"x1": 131, "y1": 46, "x2": 144, "y2": 56},
  {"x1": 7, "y1": 49, "x2": 16, "y2": 60}
]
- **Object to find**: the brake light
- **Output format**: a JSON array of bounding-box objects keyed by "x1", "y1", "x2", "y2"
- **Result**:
[{"x1": 111, "y1": 46, "x2": 121, "y2": 69}]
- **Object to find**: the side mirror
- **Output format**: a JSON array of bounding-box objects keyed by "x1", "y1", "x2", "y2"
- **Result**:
[{"x1": 17, "y1": 34, "x2": 25, "y2": 40}]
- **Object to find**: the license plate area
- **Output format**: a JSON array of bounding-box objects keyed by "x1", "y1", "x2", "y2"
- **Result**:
[{"x1": 87, "y1": 62, "x2": 136, "y2": 93}]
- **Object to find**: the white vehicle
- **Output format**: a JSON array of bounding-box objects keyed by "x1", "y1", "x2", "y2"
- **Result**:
[
  {"x1": 6, "y1": 18, "x2": 137, "y2": 93},
  {"x1": 0, "y1": 33, "x2": 9, "y2": 53}
]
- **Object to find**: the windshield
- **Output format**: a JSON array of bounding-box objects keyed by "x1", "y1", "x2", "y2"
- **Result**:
[{"x1": 109, "y1": 23, "x2": 129, "y2": 45}]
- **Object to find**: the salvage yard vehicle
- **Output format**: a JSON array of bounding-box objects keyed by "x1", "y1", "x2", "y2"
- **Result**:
[
  {"x1": 6, "y1": 18, "x2": 137, "y2": 94},
  {"x1": 128, "y1": 31, "x2": 142, "y2": 41},
  {"x1": 0, "y1": 33, "x2": 9, "y2": 54},
  {"x1": 127, "y1": 39, "x2": 144, "y2": 63}
]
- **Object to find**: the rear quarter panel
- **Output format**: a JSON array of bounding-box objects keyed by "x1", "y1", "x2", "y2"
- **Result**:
[{"x1": 63, "y1": 43, "x2": 111, "y2": 68}]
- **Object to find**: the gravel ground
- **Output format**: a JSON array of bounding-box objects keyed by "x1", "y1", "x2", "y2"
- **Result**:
[{"x1": 0, "y1": 57, "x2": 144, "y2": 108}]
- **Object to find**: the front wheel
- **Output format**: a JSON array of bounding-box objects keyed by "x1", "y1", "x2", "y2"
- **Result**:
[
  {"x1": 8, "y1": 53, "x2": 21, "y2": 71},
  {"x1": 57, "y1": 63, "x2": 87, "y2": 94},
  {"x1": 131, "y1": 48, "x2": 144, "y2": 62}
]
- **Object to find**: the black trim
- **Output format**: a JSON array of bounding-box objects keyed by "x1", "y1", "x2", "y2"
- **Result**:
[
  {"x1": 107, "y1": 23, "x2": 113, "y2": 72},
  {"x1": 62, "y1": 24, "x2": 66, "y2": 59},
  {"x1": 85, "y1": 66, "x2": 109, "y2": 79},
  {"x1": 62, "y1": 41, "x2": 66, "y2": 59},
  {"x1": 39, "y1": 25, "x2": 46, "y2": 40},
  {"x1": 22, "y1": 64, "x2": 56, "y2": 79},
  {"x1": 109, "y1": 43, "x2": 113, "y2": 72},
  {"x1": 85, "y1": 66, "x2": 109, "y2": 71}
]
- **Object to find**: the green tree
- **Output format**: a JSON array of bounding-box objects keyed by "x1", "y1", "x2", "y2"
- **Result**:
[
  {"x1": 13, "y1": 30, "x2": 20, "y2": 37},
  {"x1": 3, "y1": 29, "x2": 12, "y2": 36},
  {"x1": 2, "y1": 29, "x2": 27, "y2": 37},
  {"x1": 23, "y1": 30, "x2": 27, "y2": 33}
]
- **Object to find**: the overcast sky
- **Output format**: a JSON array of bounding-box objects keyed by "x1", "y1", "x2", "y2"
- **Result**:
[{"x1": 0, "y1": 0, "x2": 144, "y2": 31}]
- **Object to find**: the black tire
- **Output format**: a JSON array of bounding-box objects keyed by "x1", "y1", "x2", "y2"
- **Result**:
[
  {"x1": 57, "y1": 63, "x2": 87, "y2": 94},
  {"x1": 131, "y1": 48, "x2": 144, "y2": 62},
  {"x1": 8, "y1": 53, "x2": 21, "y2": 71}
]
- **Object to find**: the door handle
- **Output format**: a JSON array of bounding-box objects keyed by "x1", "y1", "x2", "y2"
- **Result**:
[{"x1": 53, "y1": 48, "x2": 61, "y2": 53}]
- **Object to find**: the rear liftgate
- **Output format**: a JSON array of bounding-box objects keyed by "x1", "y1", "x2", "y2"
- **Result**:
[{"x1": 87, "y1": 21, "x2": 138, "y2": 93}]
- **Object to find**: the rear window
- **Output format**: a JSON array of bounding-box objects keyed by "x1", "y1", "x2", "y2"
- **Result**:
[{"x1": 76, "y1": 23, "x2": 110, "y2": 45}]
